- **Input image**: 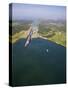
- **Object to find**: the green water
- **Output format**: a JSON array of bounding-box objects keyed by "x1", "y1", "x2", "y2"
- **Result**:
[{"x1": 12, "y1": 38, "x2": 66, "y2": 86}]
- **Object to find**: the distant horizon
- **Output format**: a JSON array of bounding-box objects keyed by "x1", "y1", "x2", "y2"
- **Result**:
[{"x1": 9, "y1": 3, "x2": 66, "y2": 21}]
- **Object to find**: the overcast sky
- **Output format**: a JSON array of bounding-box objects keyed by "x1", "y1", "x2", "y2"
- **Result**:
[{"x1": 10, "y1": 3, "x2": 66, "y2": 21}]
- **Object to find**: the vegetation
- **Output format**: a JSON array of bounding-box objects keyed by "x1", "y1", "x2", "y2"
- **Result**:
[
  {"x1": 9, "y1": 20, "x2": 66, "y2": 47},
  {"x1": 38, "y1": 21, "x2": 66, "y2": 47},
  {"x1": 9, "y1": 21, "x2": 31, "y2": 43},
  {"x1": 12, "y1": 23, "x2": 30, "y2": 35}
]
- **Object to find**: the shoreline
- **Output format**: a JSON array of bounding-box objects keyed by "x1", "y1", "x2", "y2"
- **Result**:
[
  {"x1": 9, "y1": 35, "x2": 66, "y2": 48},
  {"x1": 9, "y1": 30, "x2": 66, "y2": 47}
]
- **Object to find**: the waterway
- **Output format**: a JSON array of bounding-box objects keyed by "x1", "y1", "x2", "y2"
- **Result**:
[{"x1": 12, "y1": 38, "x2": 66, "y2": 86}]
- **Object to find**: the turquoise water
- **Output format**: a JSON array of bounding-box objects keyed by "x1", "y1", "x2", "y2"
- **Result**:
[{"x1": 12, "y1": 38, "x2": 66, "y2": 86}]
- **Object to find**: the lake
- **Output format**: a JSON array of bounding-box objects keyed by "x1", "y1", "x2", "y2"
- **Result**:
[{"x1": 12, "y1": 38, "x2": 66, "y2": 86}]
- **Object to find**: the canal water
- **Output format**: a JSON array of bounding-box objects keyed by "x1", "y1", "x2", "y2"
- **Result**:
[{"x1": 12, "y1": 38, "x2": 66, "y2": 86}]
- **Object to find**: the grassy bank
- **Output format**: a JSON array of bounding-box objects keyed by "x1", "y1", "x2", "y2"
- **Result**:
[{"x1": 38, "y1": 23, "x2": 66, "y2": 47}]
